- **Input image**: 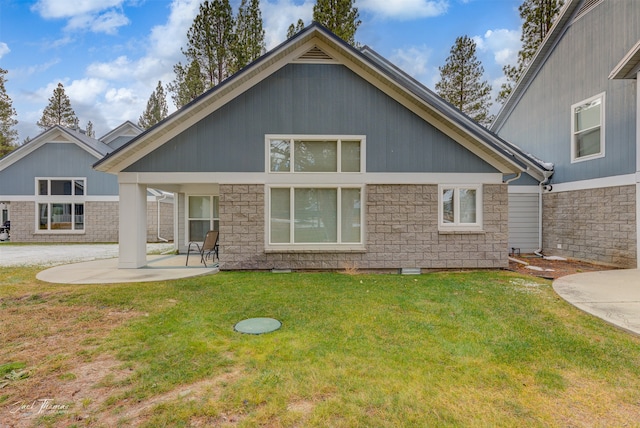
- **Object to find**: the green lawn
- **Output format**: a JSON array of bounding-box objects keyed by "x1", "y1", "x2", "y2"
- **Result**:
[{"x1": 2, "y1": 268, "x2": 640, "y2": 427}]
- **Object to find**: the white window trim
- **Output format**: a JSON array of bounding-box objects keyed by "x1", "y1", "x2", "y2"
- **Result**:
[
  {"x1": 438, "y1": 184, "x2": 483, "y2": 232},
  {"x1": 571, "y1": 92, "x2": 605, "y2": 163},
  {"x1": 266, "y1": 185, "x2": 365, "y2": 251},
  {"x1": 265, "y1": 134, "x2": 366, "y2": 174},
  {"x1": 184, "y1": 194, "x2": 219, "y2": 245},
  {"x1": 34, "y1": 177, "x2": 87, "y2": 234}
]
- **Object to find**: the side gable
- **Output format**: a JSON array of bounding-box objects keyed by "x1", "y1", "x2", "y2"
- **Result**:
[
  {"x1": 95, "y1": 24, "x2": 529, "y2": 177},
  {"x1": 0, "y1": 126, "x2": 119, "y2": 196},
  {"x1": 491, "y1": 0, "x2": 639, "y2": 183},
  {"x1": 100, "y1": 121, "x2": 143, "y2": 149}
]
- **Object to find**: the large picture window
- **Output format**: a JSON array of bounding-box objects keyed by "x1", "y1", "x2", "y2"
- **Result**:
[
  {"x1": 187, "y1": 195, "x2": 219, "y2": 242},
  {"x1": 36, "y1": 178, "x2": 86, "y2": 233},
  {"x1": 267, "y1": 135, "x2": 365, "y2": 249},
  {"x1": 269, "y1": 187, "x2": 362, "y2": 246},
  {"x1": 439, "y1": 185, "x2": 482, "y2": 231},
  {"x1": 571, "y1": 93, "x2": 605, "y2": 162}
]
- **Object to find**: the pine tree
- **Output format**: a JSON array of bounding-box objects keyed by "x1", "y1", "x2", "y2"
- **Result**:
[
  {"x1": 184, "y1": 0, "x2": 235, "y2": 90},
  {"x1": 85, "y1": 120, "x2": 95, "y2": 138},
  {"x1": 233, "y1": 0, "x2": 265, "y2": 73},
  {"x1": 497, "y1": 0, "x2": 564, "y2": 104},
  {"x1": 287, "y1": 19, "x2": 305, "y2": 39},
  {"x1": 435, "y1": 35, "x2": 493, "y2": 126},
  {"x1": 37, "y1": 83, "x2": 79, "y2": 130},
  {"x1": 312, "y1": 0, "x2": 361, "y2": 46},
  {"x1": 138, "y1": 81, "x2": 169, "y2": 130},
  {"x1": 167, "y1": 60, "x2": 206, "y2": 109},
  {"x1": 0, "y1": 68, "x2": 18, "y2": 157}
]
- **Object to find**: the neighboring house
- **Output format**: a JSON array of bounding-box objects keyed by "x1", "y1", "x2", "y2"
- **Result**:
[
  {"x1": 0, "y1": 122, "x2": 174, "y2": 243},
  {"x1": 492, "y1": 0, "x2": 640, "y2": 268},
  {"x1": 95, "y1": 23, "x2": 549, "y2": 270}
]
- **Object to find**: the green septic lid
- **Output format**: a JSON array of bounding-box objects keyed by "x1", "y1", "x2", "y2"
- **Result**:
[{"x1": 234, "y1": 317, "x2": 281, "y2": 335}]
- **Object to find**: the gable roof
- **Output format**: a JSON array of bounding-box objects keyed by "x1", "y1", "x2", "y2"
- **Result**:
[
  {"x1": 0, "y1": 125, "x2": 112, "y2": 172},
  {"x1": 95, "y1": 23, "x2": 546, "y2": 179},
  {"x1": 492, "y1": 0, "x2": 588, "y2": 132},
  {"x1": 99, "y1": 120, "x2": 143, "y2": 146},
  {"x1": 609, "y1": 39, "x2": 640, "y2": 80}
]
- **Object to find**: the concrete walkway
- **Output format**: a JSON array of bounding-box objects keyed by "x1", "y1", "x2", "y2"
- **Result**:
[
  {"x1": 35, "y1": 254, "x2": 218, "y2": 284},
  {"x1": 553, "y1": 269, "x2": 640, "y2": 336}
]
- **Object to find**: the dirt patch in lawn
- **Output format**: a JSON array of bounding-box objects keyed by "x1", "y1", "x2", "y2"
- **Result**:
[{"x1": 508, "y1": 255, "x2": 617, "y2": 280}]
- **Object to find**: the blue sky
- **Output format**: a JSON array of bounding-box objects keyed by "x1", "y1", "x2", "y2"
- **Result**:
[{"x1": 0, "y1": 0, "x2": 523, "y2": 142}]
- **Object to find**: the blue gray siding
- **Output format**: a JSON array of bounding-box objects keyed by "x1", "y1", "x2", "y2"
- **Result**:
[
  {"x1": 0, "y1": 143, "x2": 119, "y2": 195},
  {"x1": 498, "y1": 0, "x2": 639, "y2": 183},
  {"x1": 126, "y1": 63, "x2": 497, "y2": 174}
]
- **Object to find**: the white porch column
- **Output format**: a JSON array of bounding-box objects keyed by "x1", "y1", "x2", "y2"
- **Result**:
[{"x1": 118, "y1": 182, "x2": 147, "y2": 268}]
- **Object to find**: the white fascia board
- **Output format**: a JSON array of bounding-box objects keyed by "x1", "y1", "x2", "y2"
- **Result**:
[
  {"x1": 118, "y1": 171, "x2": 504, "y2": 186},
  {"x1": 0, "y1": 195, "x2": 119, "y2": 202}
]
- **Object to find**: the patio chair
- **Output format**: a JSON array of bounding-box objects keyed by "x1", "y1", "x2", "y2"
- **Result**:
[{"x1": 185, "y1": 230, "x2": 219, "y2": 267}]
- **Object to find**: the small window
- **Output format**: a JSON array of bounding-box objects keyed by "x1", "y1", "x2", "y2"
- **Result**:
[
  {"x1": 439, "y1": 185, "x2": 482, "y2": 231},
  {"x1": 571, "y1": 93, "x2": 605, "y2": 162},
  {"x1": 37, "y1": 178, "x2": 86, "y2": 196}
]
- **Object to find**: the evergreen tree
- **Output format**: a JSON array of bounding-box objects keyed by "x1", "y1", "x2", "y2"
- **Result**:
[
  {"x1": 184, "y1": 0, "x2": 235, "y2": 90},
  {"x1": 85, "y1": 120, "x2": 95, "y2": 138},
  {"x1": 0, "y1": 68, "x2": 18, "y2": 157},
  {"x1": 287, "y1": 19, "x2": 305, "y2": 39},
  {"x1": 435, "y1": 35, "x2": 493, "y2": 126},
  {"x1": 233, "y1": 0, "x2": 265, "y2": 73},
  {"x1": 497, "y1": 0, "x2": 564, "y2": 104},
  {"x1": 167, "y1": 60, "x2": 206, "y2": 109},
  {"x1": 138, "y1": 81, "x2": 169, "y2": 130},
  {"x1": 312, "y1": 0, "x2": 360, "y2": 46},
  {"x1": 37, "y1": 83, "x2": 79, "y2": 130}
]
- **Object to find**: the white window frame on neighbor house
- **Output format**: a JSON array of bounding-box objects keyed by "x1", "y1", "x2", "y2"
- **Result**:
[
  {"x1": 185, "y1": 195, "x2": 219, "y2": 244},
  {"x1": 266, "y1": 135, "x2": 365, "y2": 251},
  {"x1": 35, "y1": 177, "x2": 86, "y2": 233},
  {"x1": 438, "y1": 184, "x2": 483, "y2": 232},
  {"x1": 571, "y1": 92, "x2": 605, "y2": 163}
]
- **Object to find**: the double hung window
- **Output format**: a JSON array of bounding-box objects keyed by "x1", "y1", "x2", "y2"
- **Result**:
[
  {"x1": 267, "y1": 136, "x2": 364, "y2": 248},
  {"x1": 36, "y1": 178, "x2": 85, "y2": 232},
  {"x1": 571, "y1": 93, "x2": 605, "y2": 162}
]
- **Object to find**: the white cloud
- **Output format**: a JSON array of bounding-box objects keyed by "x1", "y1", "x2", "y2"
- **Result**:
[
  {"x1": 31, "y1": 0, "x2": 124, "y2": 18},
  {"x1": 474, "y1": 28, "x2": 521, "y2": 68},
  {"x1": 0, "y1": 42, "x2": 9, "y2": 59},
  {"x1": 148, "y1": 0, "x2": 200, "y2": 61},
  {"x1": 32, "y1": 0, "x2": 130, "y2": 34},
  {"x1": 262, "y1": 0, "x2": 314, "y2": 49},
  {"x1": 359, "y1": 0, "x2": 449, "y2": 20},
  {"x1": 390, "y1": 45, "x2": 439, "y2": 88},
  {"x1": 13, "y1": 59, "x2": 61, "y2": 78}
]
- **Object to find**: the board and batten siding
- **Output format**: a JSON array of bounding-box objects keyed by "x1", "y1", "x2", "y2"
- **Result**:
[
  {"x1": 508, "y1": 192, "x2": 540, "y2": 253},
  {"x1": 125, "y1": 63, "x2": 498, "y2": 175},
  {"x1": 497, "y1": 0, "x2": 639, "y2": 184},
  {"x1": 0, "y1": 143, "x2": 119, "y2": 196}
]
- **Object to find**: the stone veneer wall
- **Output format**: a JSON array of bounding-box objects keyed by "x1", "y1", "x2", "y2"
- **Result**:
[
  {"x1": 9, "y1": 200, "x2": 174, "y2": 243},
  {"x1": 146, "y1": 199, "x2": 174, "y2": 242},
  {"x1": 218, "y1": 183, "x2": 508, "y2": 271},
  {"x1": 542, "y1": 185, "x2": 637, "y2": 268}
]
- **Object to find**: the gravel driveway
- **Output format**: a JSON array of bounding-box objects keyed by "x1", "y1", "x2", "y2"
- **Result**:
[{"x1": 0, "y1": 243, "x2": 175, "y2": 267}]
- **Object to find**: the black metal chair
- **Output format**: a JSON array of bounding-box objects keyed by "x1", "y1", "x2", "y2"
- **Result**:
[{"x1": 185, "y1": 230, "x2": 219, "y2": 267}]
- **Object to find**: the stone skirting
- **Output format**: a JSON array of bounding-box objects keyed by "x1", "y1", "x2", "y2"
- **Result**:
[
  {"x1": 218, "y1": 183, "x2": 509, "y2": 271},
  {"x1": 542, "y1": 185, "x2": 637, "y2": 268},
  {"x1": 8, "y1": 200, "x2": 173, "y2": 243}
]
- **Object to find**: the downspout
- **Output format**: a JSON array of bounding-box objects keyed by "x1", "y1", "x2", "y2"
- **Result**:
[
  {"x1": 157, "y1": 193, "x2": 168, "y2": 243},
  {"x1": 535, "y1": 170, "x2": 554, "y2": 257},
  {"x1": 504, "y1": 172, "x2": 521, "y2": 184}
]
